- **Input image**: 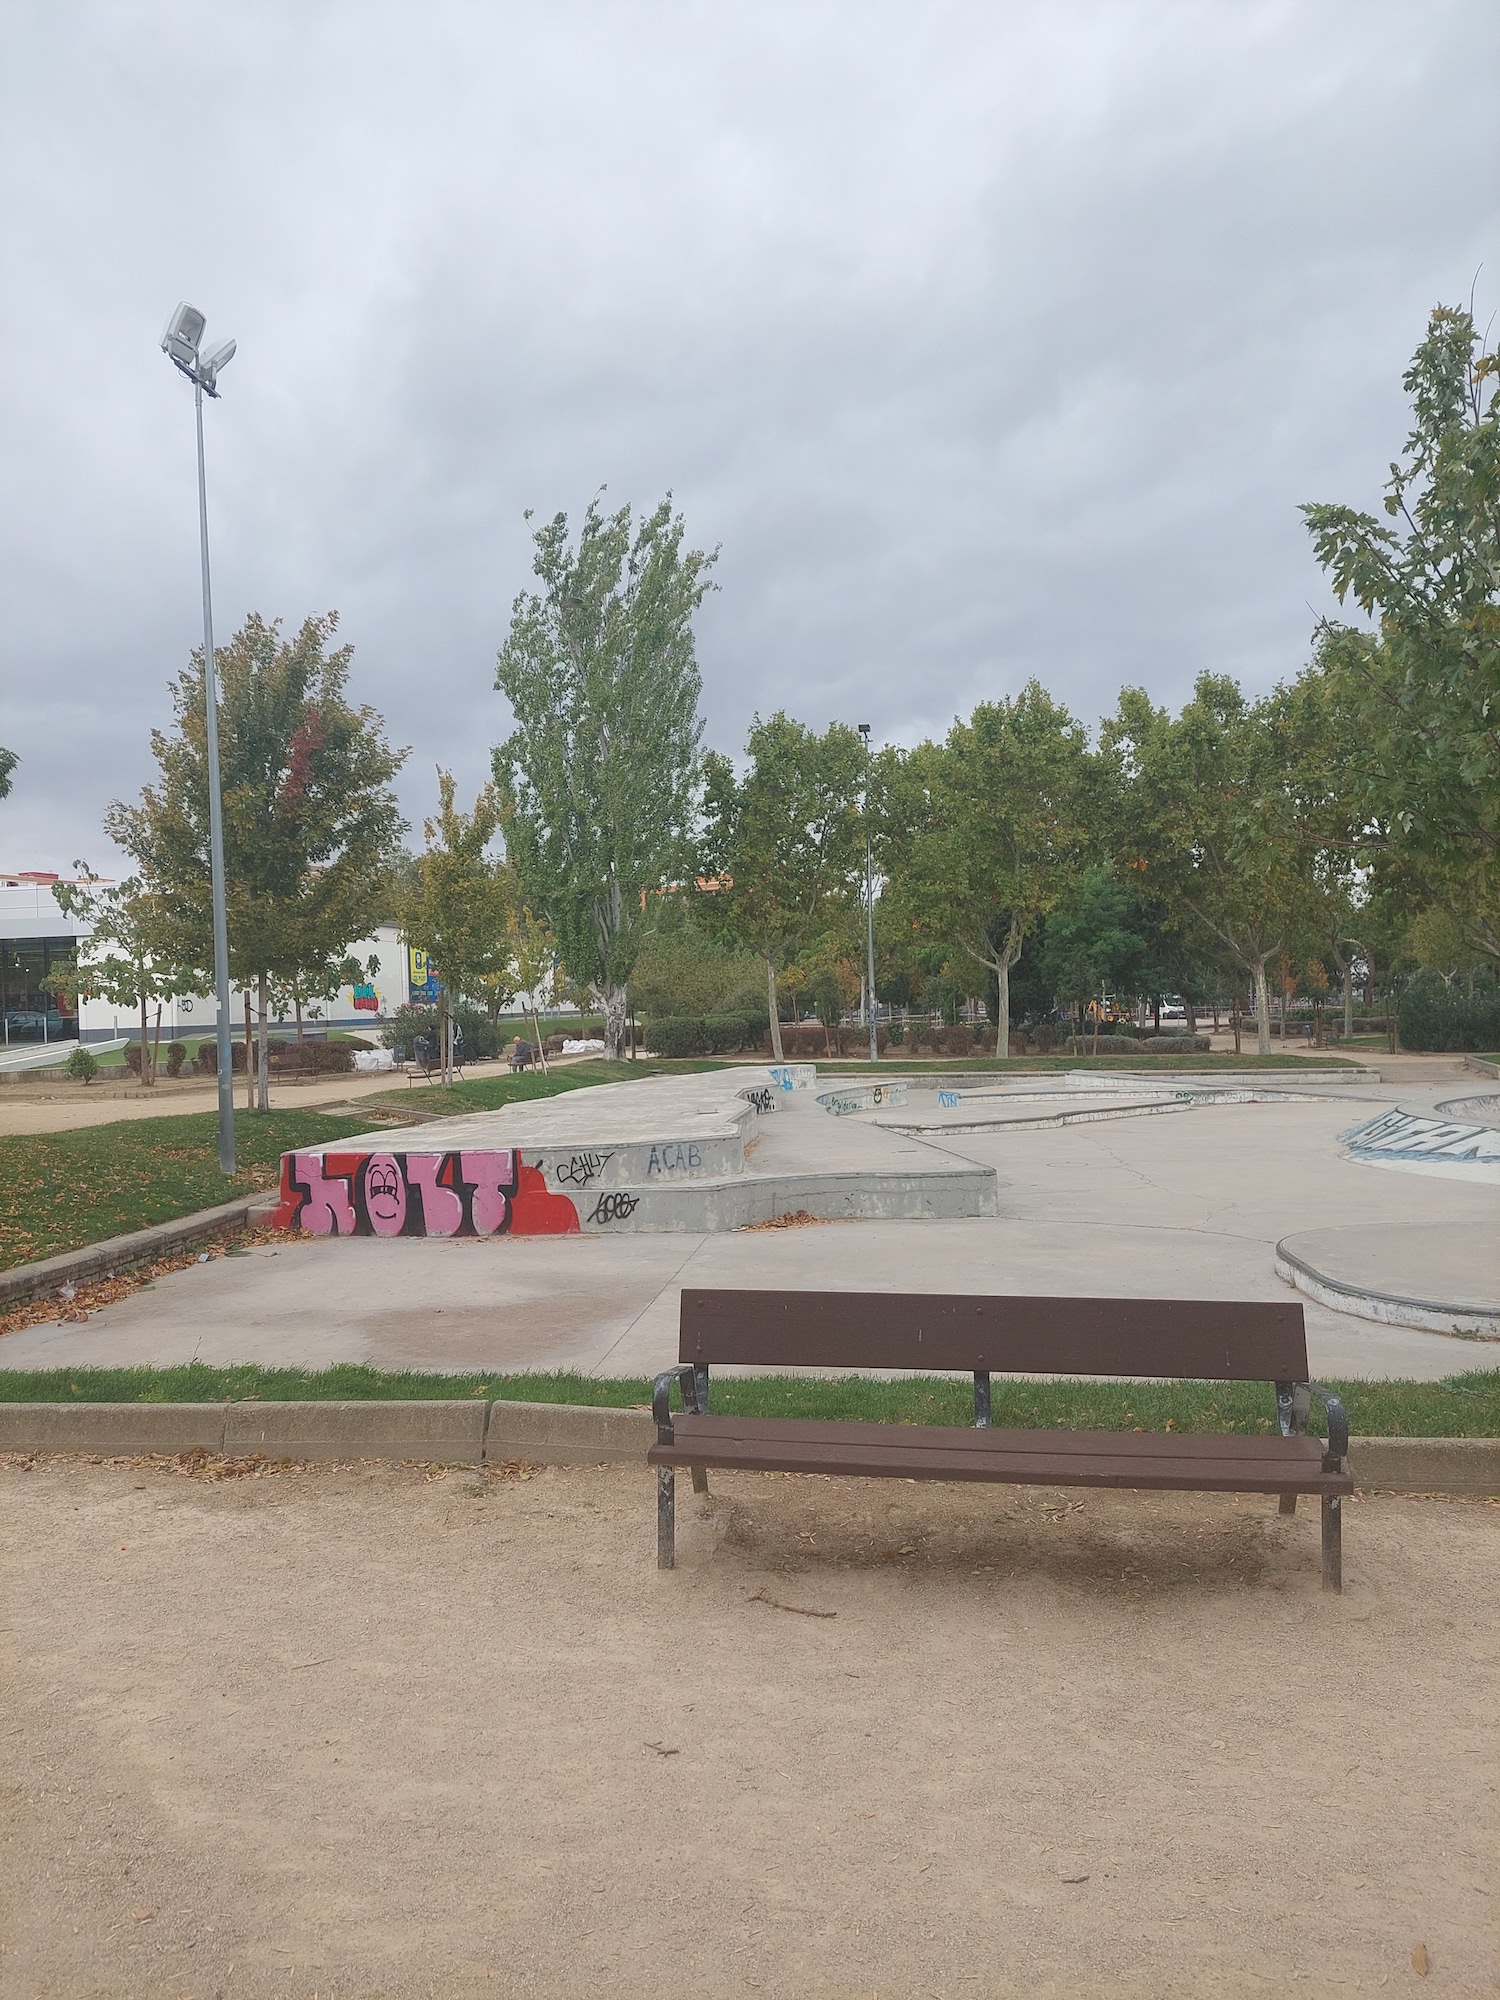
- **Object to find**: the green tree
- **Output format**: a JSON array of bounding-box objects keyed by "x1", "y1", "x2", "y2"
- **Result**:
[
  {"x1": 1105, "y1": 675, "x2": 1316, "y2": 1055},
  {"x1": 397, "y1": 772, "x2": 514, "y2": 1086},
  {"x1": 885, "y1": 683, "x2": 1092, "y2": 1059},
  {"x1": 1039, "y1": 868, "x2": 1153, "y2": 1047},
  {"x1": 51, "y1": 870, "x2": 187, "y2": 1085},
  {"x1": 0, "y1": 747, "x2": 15, "y2": 800},
  {"x1": 106, "y1": 612, "x2": 407, "y2": 1109},
  {"x1": 698, "y1": 714, "x2": 866, "y2": 1060},
  {"x1": 494, "y1": 496, "x2": 715, "y2": 1060},
  {"x1": 1302, "y1": 304, "x2": 1500, "y2": 963}
]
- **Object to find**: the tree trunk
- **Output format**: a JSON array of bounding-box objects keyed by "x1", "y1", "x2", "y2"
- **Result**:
[
  {"x1": 152, "y1": 1002, "x2": 163, "y2": 1087},
  {"x1": 439, "y1": 988, "x2": 450, "y2": 1088},
  {"x1": 256, "y1": 973, "x2": 270, "y2": 1111},
  {"x1": 1232, "y1": 993, "x2": 1242, "y2": 1055},
  {"x1": 244, "y1": 993, "x2": 255, "y2": 1111},
  {"x1": 766, "y1": 959, "x2": 784, "y2": 1061},
  {"x1": 530, "y1": 1004, "x2": 549, "y2": 1073},
  {"x1": 1184, "y1": 997, "x2": 1197, "y2": 1034},
  {"x1": 295, "y1": 996, "x2": 304, "y2": 1044},
  {"x1": 602, "y1": 982, "x2": 628, "y2": 1062},
  {"x1": 993, "y1": 962, "x2": 1010, "y2": 1061},
  {"x1": 1251, "y1": 957, "x2": 1273, "y2": 1056},
  {"x1": 139, "y1": 990, "x2": 152, "y2": 1086}
]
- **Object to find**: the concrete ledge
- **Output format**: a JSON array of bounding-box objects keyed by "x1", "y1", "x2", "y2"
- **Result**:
[
  {"x1": 0, "y1": 1196, "x2": 280, "y2": 1312},
  {"x1": 1463, "y1": 1055, "x2": 1500, "y2": 1080},
  {"x1": 485, "y1": 1398, "x2": 654, "y2": 1465},
  {"x1": 2, "y1": 1406, "x2": 1494, "y2": 1495},
  {"x1": 0, "y1": 1402, "x2": 228, "y2": 1456},
  {"x1": 223, "y1": 1400, "x2": 487, "y2": 1464},
  {"x1": 1348, "y1": 1435, "x2": 1500, "y2": 1496}
]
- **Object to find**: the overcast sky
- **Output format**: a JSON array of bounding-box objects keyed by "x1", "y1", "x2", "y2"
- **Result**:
[{"x1": 2, "y1": 0, "x2": 1496, "y2": 873}]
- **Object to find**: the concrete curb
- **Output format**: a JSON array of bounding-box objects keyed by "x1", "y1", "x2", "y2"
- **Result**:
[
  {"x1": 225, "y1": 1400, "x2": 488, "y2": 1464},
  {"x1": 1463, "y1": 1055, "x2": 1500, "y2": 1080},
  {"x1": 1346, "y1": 1436, "x2": 1500, "y2": 1496},
  {"x1": 0, "y1": 1402, "x2": 231, "y2": 1456},
  {"x1": 486, "y1": 1399, "x2": 655, "y2": 1465},
  {"x1": 1, "y1": 1401, "x2": 1497, "y2": 1494},
  {"x1": 0, "y1": 1196, "x2": 281, "y2": 1313},
  {"x1": 1275, "y1": 1238, "x2": 1500, "y2": 1340}
]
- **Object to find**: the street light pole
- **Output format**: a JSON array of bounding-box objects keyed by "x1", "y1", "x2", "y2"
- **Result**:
[
  {"x1": 162, "y1": 303, "x2": 237, "y2": 1174},
  {"x1": 194, "y1": 379, "x2": 236, "y2": 1173},
  {"x1": 859, "y1": 723, "x2": 877, "y2": 1064}
]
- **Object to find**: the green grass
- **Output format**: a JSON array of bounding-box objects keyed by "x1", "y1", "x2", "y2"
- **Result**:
[
  {"x1": 0, "y1": 1110, "x2": 382, "y2": 1269},
  {"x1": 1, "y1": 1363, "x2": 1495, "y2": 1436}
]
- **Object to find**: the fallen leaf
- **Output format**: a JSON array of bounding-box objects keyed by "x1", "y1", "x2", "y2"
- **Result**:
[
  {"x1": 1061, "y1": 1875, "x2": 1089, "y2": 1884},
  {"x1": 1411, "y1": 1943, "x2": 1430, "y2": 1976},
  {"x1": 643, "y1": 1740, "x2": 680, "y2": 1757}
]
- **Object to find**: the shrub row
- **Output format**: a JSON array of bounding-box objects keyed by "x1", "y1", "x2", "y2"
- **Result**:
[
  {"x1": 1063, "y1": 1033, "x2": 1209, "y2": 1056},
  {"x1": 645, "y1": 1013, "x2": 769, "y2": 1058},
  {"x1": 1397, "y1": 981, "x2": 1500, "y2": 1052}
]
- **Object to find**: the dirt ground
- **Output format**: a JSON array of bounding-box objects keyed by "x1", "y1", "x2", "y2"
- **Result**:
[{"x1": 2, "y1": 1458, "x2": 1495, "y2": 1999}]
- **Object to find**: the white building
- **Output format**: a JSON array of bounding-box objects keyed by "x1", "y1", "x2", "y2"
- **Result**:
[{"x1": 0, "y1": 872, "x2": 417, "y2": 1044}]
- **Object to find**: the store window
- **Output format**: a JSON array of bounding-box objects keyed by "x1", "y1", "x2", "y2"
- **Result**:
[{"x1": 1, "y1": 939, "x2": 78, "y2": 1042}]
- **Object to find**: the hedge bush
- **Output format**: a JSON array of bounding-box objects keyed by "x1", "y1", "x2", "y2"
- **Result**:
[
  {"x1": 645, "y1": 1012, "x2": 768, "y2": 1058},
  {"x1": 1397, "y1": 981, "x2": 1500, "y2": 1052},
  {"x1": 383, "y1": 1002, "x2": 507, "y2": 1062},
  {"x1": 1063, "y1": 1033, "x2": 1209, "y2": 1055}
]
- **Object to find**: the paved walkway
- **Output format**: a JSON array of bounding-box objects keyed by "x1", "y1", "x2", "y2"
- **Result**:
[{"x1": 4, "y1": 1084, "x2": 1493, "y2": 1380}]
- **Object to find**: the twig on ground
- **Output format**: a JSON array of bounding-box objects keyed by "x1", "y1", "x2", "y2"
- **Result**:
[{"x1": 748, "y1": 1589, "x2": 837, "y2": 1618}]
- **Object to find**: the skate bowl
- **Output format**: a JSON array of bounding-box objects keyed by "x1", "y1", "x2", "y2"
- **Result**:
[{"x1": 274, "y1": 1066, "x2": 998, "y2": 1237}]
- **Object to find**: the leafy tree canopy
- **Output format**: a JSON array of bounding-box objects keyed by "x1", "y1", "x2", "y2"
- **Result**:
[{"x1": 494, "y1": 496, "x2": 714, "y2": 1058}]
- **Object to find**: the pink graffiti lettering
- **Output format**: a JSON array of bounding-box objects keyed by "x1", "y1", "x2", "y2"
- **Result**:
[
  {"x1": 461, "y1": 1151, "x2": 517, "y2": 1235},
  {"x1": 401, "y1": 1153, "x2": 467, "y2": 1236},
  {"x1": 291, "y1": 1152, "x2": 357, "y2": 1235}
]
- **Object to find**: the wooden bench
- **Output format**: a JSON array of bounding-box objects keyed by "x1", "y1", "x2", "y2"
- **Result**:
[{"x1": 650, "y1": 1290, "x2": 1352, "y2": 1590}]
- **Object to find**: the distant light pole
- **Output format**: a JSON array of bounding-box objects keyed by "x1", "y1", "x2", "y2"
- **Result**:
[
  {"x1": 161, "y1": 303, "x2": 237, "y2": 1175},
  {"x1": 858, "y1": 722, "x2": 878, "y2": 1064}
]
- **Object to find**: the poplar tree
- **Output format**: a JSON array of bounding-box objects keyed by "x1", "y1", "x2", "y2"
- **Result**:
[{"x1": 494, "y1": 497, "x2": 715, "y2": 1059}]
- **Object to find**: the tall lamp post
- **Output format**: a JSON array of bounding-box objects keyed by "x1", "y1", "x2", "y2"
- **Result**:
[
  {"x1": 160, "y1": 303, "x2": 237, "y2": 1175},
  {"x1": 858, "y1": 722, "x2": 878, "y2": 1064}
]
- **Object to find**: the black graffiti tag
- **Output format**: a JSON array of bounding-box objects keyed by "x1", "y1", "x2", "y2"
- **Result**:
[
  {"x1": 739, "y1": 1087, "x2": 774, "y2": 1114},
  {"x1": 554, "y1": 1150, "x2": 615, "y2": 1188},
  {"x1": 587, "y1": 1190, "x2": 640, "y2": 1225}
]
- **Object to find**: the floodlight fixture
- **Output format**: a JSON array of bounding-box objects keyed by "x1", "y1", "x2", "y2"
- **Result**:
[
  {"x1": 197, "y1": 338, "x2": 237, "y2": 395},
  {"x1": 160, "y1": 303, "x2": 236, "y2": 396},
  {"x1": 161, "y1": 301, "x2": 205, "y2": 373}
]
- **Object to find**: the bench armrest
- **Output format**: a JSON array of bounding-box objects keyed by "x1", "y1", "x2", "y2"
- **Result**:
[
  {"x1": 1306, "y1": 1382, "x2": 1349, "y2": 1470},
  {"x1": 652, "y1": 1365, "x2": 700, "y2": 1445}
]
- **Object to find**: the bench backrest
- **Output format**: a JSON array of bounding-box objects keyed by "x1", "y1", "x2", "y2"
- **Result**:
[{"x1": 679, "y1": 1289, "x2": 1309, "y2": 1383}]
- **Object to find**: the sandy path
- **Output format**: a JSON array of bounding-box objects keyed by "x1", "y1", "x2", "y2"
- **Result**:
[{"x1": 2, "y1": 1456, "x2": 1494, "y2": 1997}]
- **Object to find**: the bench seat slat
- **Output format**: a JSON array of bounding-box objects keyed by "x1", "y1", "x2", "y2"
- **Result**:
[
  {"x1": 668, "y1": 1415, "x2": 1327, "y2": 1463},
  {"x1": 649, "y1": 1429, "x2": 1352, "y2": 1495}
]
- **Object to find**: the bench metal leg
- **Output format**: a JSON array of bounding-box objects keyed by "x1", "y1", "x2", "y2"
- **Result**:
[
  {"x1": 657, "y1": 1466, "x2": 676, "y2": 1570},
  {"x1": 1321, "y1": 1494, "x2": 1342, "y2": 1593},
  {"x1": 690, "y1": 1464, "x2": 709, "y2": 1495},
  {"x1": 1278, "y1": 1492, "x2": 1298, "y2": 1516}
]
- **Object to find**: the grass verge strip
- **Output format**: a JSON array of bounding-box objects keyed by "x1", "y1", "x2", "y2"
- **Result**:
[{"x1": 1, "y1": 1365, "x2": 1496, "y2": 1437}]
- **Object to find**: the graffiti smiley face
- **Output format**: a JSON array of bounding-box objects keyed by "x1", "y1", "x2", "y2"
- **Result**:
[{"x1": 363, "y1": 1154, "x2": 407, "y2": 1235}]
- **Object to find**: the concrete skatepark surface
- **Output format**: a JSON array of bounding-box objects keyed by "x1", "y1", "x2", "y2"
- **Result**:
[
  {"x1": 3, "y1": 1453, "x2": 1495, "y2": 1997},
  {"x1": 5, "y1": 1064, "x2": 1495, "y2": 1380}
]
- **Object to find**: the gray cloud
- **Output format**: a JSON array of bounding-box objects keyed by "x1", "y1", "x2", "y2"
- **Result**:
[{"x1": 1, "y1": 0, "x2": 1496, "y2": 869}]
